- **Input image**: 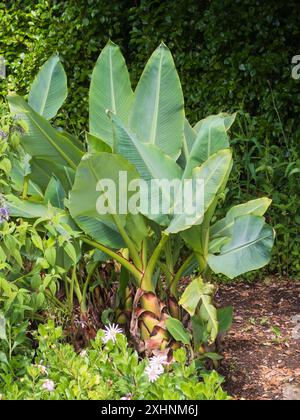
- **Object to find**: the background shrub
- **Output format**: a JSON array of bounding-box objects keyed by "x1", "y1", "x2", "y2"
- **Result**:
[{"x1": 0, "y1": 0, "x2": 299, "y2": 277}]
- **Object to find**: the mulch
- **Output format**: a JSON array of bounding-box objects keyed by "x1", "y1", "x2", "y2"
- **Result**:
[{"x1": 215, "y1": 278, "x2": 300, "y2": 400}]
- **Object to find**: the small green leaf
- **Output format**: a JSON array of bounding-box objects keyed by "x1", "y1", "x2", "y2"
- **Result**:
[
  {"x1": 173, "y1": 348, "x2": 187, "y2": 364},
  {"x1": 179, "y1": 277, "x2": 214, "y2": 316},
  {"x1": 165, "y1": 317, "x2": 190, "y2": 345},
  {"x1": 0, "y1": 157, "x2": 12, "y2": 175},
  {"x1": 200, "y1": 352, "x2": 223, "y2": 361},
  {"x1": 31, "y1": 234, "x2": 44, "y2": 252},
  {"x1": 0, "y1": 351, "x2": 8, "y2": 365},
  {"x1": 217, "y1": 306, "x2": 233, "y2": 334},
  {"x1": 45, "y1": 247, "x2": 57, "y2": 267},
  {"x1": 36, "y1": 292, "x2": 45, "y2": 308},
  {"x1": 64, "y1": 242, "x2": 77, "y2": 265}
]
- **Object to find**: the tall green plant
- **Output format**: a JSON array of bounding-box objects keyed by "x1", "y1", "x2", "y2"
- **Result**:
[{"x1": 7, "y1": 42, "x2": 275, "y2": 354}]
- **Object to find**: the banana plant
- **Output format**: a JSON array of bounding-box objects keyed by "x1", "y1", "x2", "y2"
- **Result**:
[{"x1": 7, "y1": 42, "x2": 275, "y2": 354}]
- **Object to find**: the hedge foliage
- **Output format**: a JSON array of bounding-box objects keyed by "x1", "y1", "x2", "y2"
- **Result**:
[{"x1": 0, "y1": 0, "x2": 299, "y2": 277}]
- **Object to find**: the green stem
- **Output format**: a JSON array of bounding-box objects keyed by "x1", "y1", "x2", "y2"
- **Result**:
[
  {"x1": 22, "y1": 175, "x2": 29, "y2": 200},
  {"x1": 45, "y1": 290, "x2": 68, "y2": 312},
  {"x1": 165, "y1": 239, "x2": 174, "y2": 276},
  {"x1": 89, "y1": 163, "x2": 142, "y2": 270},
  {"x1": 170, "y1": 253, "x2": 194, "y2": 297},
  {"x1": 81, "y1": 262, "x2": 99, "y2": 313},
  {"x1": 142, "y1": 233, "x2": 169, "y2": 292},
  {"x1": 195, "y1": 252, "x2": 207, "y2": 274},
  {"x1": 64, "y1": 274, "x2": 70, "y2": 307},
  {"x1": 201, "y1": 216, "x2": 211, "y2": 264},
  {"x1": 201, "y1": 193, "x2": 221, "y2": 268},
  {"x1": 158, "y1": 261, "x2": 173, "y2": 287},
  {"x1": 113, "y1": 218, "x2": 142, "y2": 271},
  {"x1": 142, "y1": 238, "x2": 148, "y2": 270},
  {"x1": 73, "y1": 268, "x2": 83, "y2": 306},
  {"x1": 81, "y1": 237, "x2": 142, "y2": 283},
  {"x1": 69, "y1": 267, "x2": 75, "y2": 313}
]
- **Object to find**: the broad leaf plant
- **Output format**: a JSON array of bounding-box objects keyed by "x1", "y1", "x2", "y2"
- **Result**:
[{"x1": 6, "y1": 42, "x2": 275, "y2": 354}]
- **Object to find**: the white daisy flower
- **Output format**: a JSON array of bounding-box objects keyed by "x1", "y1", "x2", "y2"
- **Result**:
[
  {"x1": 102, "y1": 323, "x2": 123, "y2": 344},
  {"x1": 149, "y1": 354, "x2": 169, "y2": 367},
  {"x1": 42, "y1": 379, "x2": 55, "y2": 392},
  {"x1": 145, "y1": 363, "x2": 164, "y2": 383}
]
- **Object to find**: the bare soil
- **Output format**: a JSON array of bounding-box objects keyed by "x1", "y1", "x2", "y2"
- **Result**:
[{"x1": 215, "y1": 278, "x2": 300, "y2": 400}]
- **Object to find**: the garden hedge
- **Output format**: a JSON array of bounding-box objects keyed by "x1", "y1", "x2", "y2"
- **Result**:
[{"x1": 0, "y1": 0, "x2": 299, "y2": 277}]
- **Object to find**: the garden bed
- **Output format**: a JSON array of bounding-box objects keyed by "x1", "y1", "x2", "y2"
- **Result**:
[{"x1": 216, "y1": 278, "x2": 300, "y2": 400}]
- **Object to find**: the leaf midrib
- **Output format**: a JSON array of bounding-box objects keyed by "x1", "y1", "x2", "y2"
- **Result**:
[
  {"x1": 168, "y1": 153, "x2": 230, "y2": 230},
  {"x1": 220, "y1": 229, "x2": 273, "y2": 256},
  {"x1": 109, "y1": 48, "x2": 117, "y2": 114},
  {"x1": 27, "y1": 111, "x2": 79, "y2": 170},
  {"x1": 149, "y1": 50, "x2": 164, "y2": 145},
  {"x1": 215, "y1": 202, "x2": 269, "y2": 237},
  {"x1": 39, "y1": 59, "x2": 56, "y2": 117}
]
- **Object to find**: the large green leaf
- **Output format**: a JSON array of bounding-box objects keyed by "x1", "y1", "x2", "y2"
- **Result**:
[
  {"x1": 112, "y1": 114, "x2": 182, "y2": 181},
  {"x1": 10, "y1": 155, "x2": 43, "y2": 198},
  {"x1": 8, "y1": 95, "x2": 84, "y2": 170},
  {"x1": 183, "y1": 119, "x2": 197, "y2": 161},
  {"x1": 208, "y1": 236, "x2": 230, "y2": 254},
  {"x1": 178, "y1": 119, "x2": 197, "y2": 168},
  {"x1": 44, "y1": 177, "x2": 66, "y2": 209},
  {"x1": 208, "y1": 215, "x2": 275, "y2": 279},
  {"x1": 74, "y1": 215, "x2": 124, "y2": 250},
  {"x1": 28, "y1": 55, "x2": 67, "y2": 120},
  {"x1": 179, "y1": 277, "x2": 215, "y2": 316},
  {"x1": 89, "y1": 41, "x2": 133, "y2": 148},
  {"x1": 210, "y1": 197, "x2": 272, "y2": 239},
  {"x1": 69, "y1": 152, "x2": 147, "y2": 249},
  {"x1": 30, "y1": 157, "x2": 75, "y2": 194},
  {"x1": 111, "y1": 114, "x2": 183, "y2": 225},
  {"x1": 165, "y1": 149, "x2": 233, "y2": 234},
  {"x1": 86, "y1": 132, "x2": 112, "y2": 154},
  {"x1": 6, "y1": 195, "x2": 49, "y2": 219},
  {"x1": 183, "y1": 113, "x2": 235, "y2": 179},
  {"x1": 181, "y1": 255, "x2": 199, "y2": 276},
  {"x1": 129, "y1": 43, "x2": 184, "y2": 160},
  {"x1": 180, "y1": 226, "x2": 202, "y2": 254},
  {"x1": 179, "y1": 277, "x2": 218, "y2": 343},
  {"x1": 199, "y1": 295, "x2": 219, "y2": 344}
]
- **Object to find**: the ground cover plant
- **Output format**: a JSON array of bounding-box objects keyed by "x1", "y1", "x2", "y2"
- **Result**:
[{"x1": 0, "y1": 320, "x2": 229, "y2": 400}]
